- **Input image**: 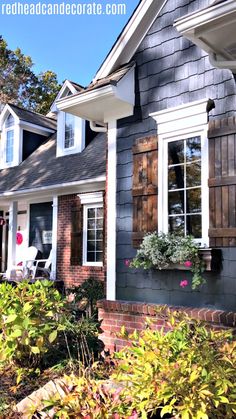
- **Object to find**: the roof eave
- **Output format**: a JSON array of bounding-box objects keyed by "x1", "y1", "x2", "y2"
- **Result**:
[
  {"x1": 56, "y1": 67, "x2": 135, "y2": 123},
  {"x1": 174, "y1": 0, "x2": 236, "y2": 71}
]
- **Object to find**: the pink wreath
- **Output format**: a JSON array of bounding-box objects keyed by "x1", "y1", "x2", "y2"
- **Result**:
[{"x1": 16, "y1": 232, "x2": 23, "y2": 245}]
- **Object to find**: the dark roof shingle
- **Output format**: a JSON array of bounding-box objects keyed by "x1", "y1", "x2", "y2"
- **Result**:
[
  {"x1": 0, "y1": 133, "x2": 106, "y2": 193},
  {"x1": 9, "y1": 104, "x2": 57, "y2": 131}
]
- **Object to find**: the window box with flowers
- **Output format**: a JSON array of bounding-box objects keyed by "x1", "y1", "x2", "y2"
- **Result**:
[{"x1": 130, "y1": 233, "x2": 221, "y2": 290}]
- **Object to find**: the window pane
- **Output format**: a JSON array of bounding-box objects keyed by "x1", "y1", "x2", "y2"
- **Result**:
[
  {"x1": 169, "y1": 216, "x2": 185, "y2": 235},
  {"x1": 96, "y1": 241, "x2": 103, "y2": 251},
  {"x1": 64, "y1": 113, "x2": 75, "y2": 149},
  {"x1": 97, "y1": 218, "x2": 103, "y2": 228},
  {"x1": 186, "y1": 215, "x2": 202, "y2": 238},
  {"x1": 168, "y1": 191, "x2": 184, "y2": 214},
  {"x1": 97, "y1": 208, "x2": 103, "y2": 218},
  {"x1": 186, "y1": 137, "x2": 201, "y2": 162},
  {"x1": 87, "y1": 241, "x2": 95, "y2": 251},
  {"x1": 96, "y1": 252, "x2": 103, "y2": 262},
  {"x1": 168, "y1": 166, "x2": 184, "y2": 190},
  {"x1": 87, "y1": 230, "x2": 95, "y2": 240},
  {"x1": 88, "y1": 219, "x2": 95, "y2": 230},
  {"x1": 186, "y1": 162, "x2": 201, "y2": 187},
  {"x1": 88, "y1": 208, "x2": 95, "y2": 218},
  {"x1": 97, "y1": 230, "x2": 103, "y2": 240},
  {"x1": 87, "y1": 251, "x2": 95, "y2": 262},
  {"x1": 168, "y1": 140, "x2": 184, "y2": 165},
  {"x1": 186, "y1": 189, "x2": 201, "y2": 213},
  {"x1": 6, "y1": 130, "x2": 14, "y2": 163}
]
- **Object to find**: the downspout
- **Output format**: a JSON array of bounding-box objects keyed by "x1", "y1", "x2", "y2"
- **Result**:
[{"x1": 89, "y1": 120, "x2": 107, "y2": 132}]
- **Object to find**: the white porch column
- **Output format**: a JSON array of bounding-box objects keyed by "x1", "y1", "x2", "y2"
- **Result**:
[
  {"x1": 51, "y1": 196, "x2": 58, "y2": 280},
  {"x1": 106, "y1": 120, "x2": 117, "y2": 300},
  {"x1": 7, "y1": 201, "x2": 18, "y2": 268}
]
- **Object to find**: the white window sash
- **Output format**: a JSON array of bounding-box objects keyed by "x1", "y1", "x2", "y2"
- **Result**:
[{"x1": 82, "y1": 203, "x2": 104, "y2": 267}]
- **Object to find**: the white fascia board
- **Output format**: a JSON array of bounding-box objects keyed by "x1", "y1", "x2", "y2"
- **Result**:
[
  {"x1": 95, "y1": 0, "x2": 167, "y2": 80},
  {"x1": 20, "y1": 121, "x2": 55, "y2": 136},
  {"x1": 78, "y1": 191, "x2": 103, "y2": 204},
  {"x1": 56, "y1": 69, "x2": 135, "y2": 123},
  {"x1": 0, "y1": 176, "x2": 106, "y2": 199},
  {"x1": 174, "y1": 0, "x2": 236, "y2": 35},
  {"x1": 174, "y1": 0, "x2": 236, "y2": 66},
  {"x1": 0, "y1": 104, "x2": 20, "y2": 129},
  {"x1": 50, "y1": 80, "x2": 79, "y2": 113}
]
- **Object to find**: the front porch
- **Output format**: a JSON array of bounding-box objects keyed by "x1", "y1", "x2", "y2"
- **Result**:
[{"x1": 0, "y1": 196, "x2": 58, "y2": 280}]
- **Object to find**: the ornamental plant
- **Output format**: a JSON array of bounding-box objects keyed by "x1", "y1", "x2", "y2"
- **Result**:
[{"x1": 131, "y1": 232, "x2": 204, "y2": 289}]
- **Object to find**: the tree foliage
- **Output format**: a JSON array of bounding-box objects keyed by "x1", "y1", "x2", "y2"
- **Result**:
[{"x1": 0, "y1": 35, "x2": 61, "y2": 114}]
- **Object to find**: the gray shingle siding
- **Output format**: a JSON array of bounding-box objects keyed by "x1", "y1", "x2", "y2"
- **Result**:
[{"x1": 116, "y1": 0, "x2": 236, "y2": 311}]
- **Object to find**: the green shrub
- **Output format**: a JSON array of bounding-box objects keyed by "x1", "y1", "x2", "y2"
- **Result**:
[
  {"x1": 38, "y1": 311, "x2": 236, "y2": 419},
  {"x1": 0, "y1": 280, "x2": 65, "y2": 368},
  {"x1": 0, "y1": 280, "x2": 102, "y2": 373},
  {"x1": 67, "y1": 277, "x2": 105, "y2": 317},
  {"x1": 115, "y1": 310, "x2": 236, "y2": 419}
]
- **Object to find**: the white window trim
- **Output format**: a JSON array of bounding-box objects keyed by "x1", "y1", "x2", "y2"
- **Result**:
[
  {"x1": 82, "y1": 202, "x2": 104, "y2": 267},
  {"x1": 56, "y1": 111, "x2": 85, "y2": 157},
  {"x1": 1, "y1": 113, "x2": 22, "y2": 169},
  {"x1": 150, "y1": 99, "x2": 209, "y2": 247}
]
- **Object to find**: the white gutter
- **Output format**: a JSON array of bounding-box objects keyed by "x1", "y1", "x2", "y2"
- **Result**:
[
  {"x1": 209, "y1": 52, "x2": 236, "y2": 71},
  {"x1": 0, "y1": 176, "x2": 106, "y2": 198},
  {"x1": 89, "y1": 121, "x2": 107, "y2": 133},
  {"x1": 57, "y1": 85, "x2": 116, "y2": 111}
]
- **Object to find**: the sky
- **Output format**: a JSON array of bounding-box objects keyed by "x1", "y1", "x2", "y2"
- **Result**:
[{"x1": 0, "y1": 0, "x2": 140, "y2": 86}]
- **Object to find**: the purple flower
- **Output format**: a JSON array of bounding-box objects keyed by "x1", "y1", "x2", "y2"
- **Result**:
[{"x1": 124, "y1": 259, "x2": 131, "y2": 267}]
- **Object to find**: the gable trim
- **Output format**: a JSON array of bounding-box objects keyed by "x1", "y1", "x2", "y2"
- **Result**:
[{"x1": 94, "y1": 0, "x2": 167, "y2": 81}]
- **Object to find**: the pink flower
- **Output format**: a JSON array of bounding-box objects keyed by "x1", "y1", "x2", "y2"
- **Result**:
[
  {"x1": 184, "y1": 260, "x2": 192, "y2": 268},
  {"x1": 124, "y1": 259, "x2": 131, "y2": 267},
  {"x1": 180, "y1": 280, "x2": 188, "y2": 288}
]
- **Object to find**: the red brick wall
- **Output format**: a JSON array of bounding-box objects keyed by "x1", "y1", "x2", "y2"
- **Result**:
[
  {"x1": 98, "y1": 300, "x2": 236, "y2": 352},
  {"x1": 57, "y1": 194, "x2": 106, "y2": 288}
]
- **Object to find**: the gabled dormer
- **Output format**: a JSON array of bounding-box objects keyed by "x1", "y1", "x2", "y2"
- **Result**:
[
  {"x1": 0, "y1": 104, "x2": 56, "y2": 169},
  {"x1": 50, "y1": 80, "x2": 86, "y2": 158}
]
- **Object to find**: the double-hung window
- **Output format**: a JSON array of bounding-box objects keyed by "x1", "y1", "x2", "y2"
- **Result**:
[
  {"x1": 5, "y1": 113, "x2": 15, "y2": 164},
  {"x1": 151, "y1": 99, "x2": 209, "y2": 247},
  {"x1": 79, "y1": 192, "x2": 104, "y2": 266},
  {"x1": 64, "y1": 113, "x2": 75, "y2": 149},
  {"x1": 167, "y1": 135, "x2": 202, "y2": 238}
]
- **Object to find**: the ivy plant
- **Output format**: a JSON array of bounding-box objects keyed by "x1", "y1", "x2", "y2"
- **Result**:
[{"x1": 131, "y1": 232, "x2": 205, "y2": 289}]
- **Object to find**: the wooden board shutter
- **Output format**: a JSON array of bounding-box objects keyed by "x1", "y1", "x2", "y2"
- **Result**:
[
  {"x1": 132, "y1": 136, "x2": 158, "y2": 248},
  {"x1": 208, "y1": 117, "x2": 236, "y2": 246},
  {"x1": 71, "y1": 203, "x2": 82, "y2": 265}
]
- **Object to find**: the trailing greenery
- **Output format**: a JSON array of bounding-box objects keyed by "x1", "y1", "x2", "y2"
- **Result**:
[
  {"x1": 131, "y1": 232, "x2": 205, "y2": 289},
  {"x1": 36, "y1": 311, "x2": 236, "y2": 419}
]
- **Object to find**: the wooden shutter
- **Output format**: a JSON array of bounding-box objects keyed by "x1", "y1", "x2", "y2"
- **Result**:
[
  {"x1": 70, "y1": 203, "x2": 82, "y2": 265},
  {"x1": 132, "y1": 136, "x2": 158, "y2": 248},
  {"x1": 208, "y1": 117, "x2": 236, "y2": 247}
]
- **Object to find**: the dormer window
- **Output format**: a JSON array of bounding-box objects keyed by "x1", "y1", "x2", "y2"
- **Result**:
[
  {"x1": 6, "y1": 129, "x2": 14, "y2": 163},
  {"x1": 65, "y1": 113, "x2": 75, "y2": 149},
  {"x1": 56, "y1": 111, "x2": 85, "y2": 157}
]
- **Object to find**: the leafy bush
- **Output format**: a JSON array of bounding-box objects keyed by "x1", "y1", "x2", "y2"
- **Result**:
[
  {"x1": 131, "y1": 232, "x2": 204, "y2": 289},
  {"x1": 0, "y1": 280, "x2": 103, "y2": 373},
  {"x1": 115, "y1": 311, "x2": 236, "y2": 419},
  {"x1": 0, "y1": 280, "x2": 65, "y2": 368},
  {"x1": 36, "y1": 311, "x2": 236, "y2": 419}
]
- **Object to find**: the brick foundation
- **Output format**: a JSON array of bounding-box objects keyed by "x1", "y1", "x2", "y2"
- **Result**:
[
  {"x1": 98, "y1": 300, "x2": 236, "y2": 352},
  {"x1": 57, "y1": 194, "x2": 106, "y2": 288}
]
